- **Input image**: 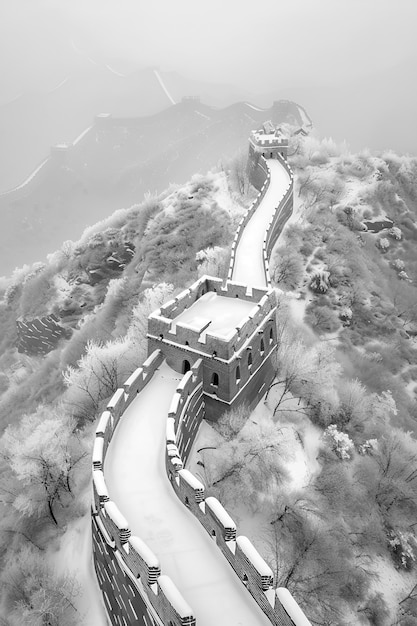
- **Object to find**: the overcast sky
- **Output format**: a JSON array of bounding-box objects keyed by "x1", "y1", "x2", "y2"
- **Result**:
[{"x1": 1, "y1": 0, "x2": 416, "y2": 93}]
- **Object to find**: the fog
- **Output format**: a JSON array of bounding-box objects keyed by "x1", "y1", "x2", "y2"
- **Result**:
[
  {"x1": 0, "y1": 0, "x2": 416, "y2": 188},
  {"x1": 2, "y1": 1, "x2": 416, "y2": 92}
]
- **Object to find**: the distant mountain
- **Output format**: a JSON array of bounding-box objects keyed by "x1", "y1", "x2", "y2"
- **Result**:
[
  {"x1": 0, "y1": 57, "x2": 262, "y2": 194},
  {"x1": 0, "y1": 98, "x2": 307, "y2": 276}
]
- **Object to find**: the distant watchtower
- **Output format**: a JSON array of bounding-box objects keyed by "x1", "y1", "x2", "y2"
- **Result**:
[
  {"x1": 248, "y1": 121, "x2": 288, "y2": 160},
  {"x1": 247, "y1": 121, "x2": 288, "y2": 190}
]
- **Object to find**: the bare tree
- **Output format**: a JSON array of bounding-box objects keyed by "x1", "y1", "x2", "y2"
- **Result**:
[{"x1": 0, "y1": 408, "x2": 87, "y2": 526}]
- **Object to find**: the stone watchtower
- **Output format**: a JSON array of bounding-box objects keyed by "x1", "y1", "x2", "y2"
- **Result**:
[
  {"x1": 247, "y1": 121, "x2": 289, "y2": 190},
  {"x1": 147, "y1": 276, "x2": 278, "y2": 421}
]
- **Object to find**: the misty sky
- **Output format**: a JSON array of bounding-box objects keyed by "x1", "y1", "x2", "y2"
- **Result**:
[{"x1": 1, "y1": 0, "x2": 416, "y2": 93}]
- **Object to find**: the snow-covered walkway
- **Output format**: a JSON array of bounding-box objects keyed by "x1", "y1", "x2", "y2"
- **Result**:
[
  {"x1": 105, "y1": 361, "x2": 271, "y2": 626},
  {"x1": 232, "y1": 159, "x2": 290, "y2": 287}
]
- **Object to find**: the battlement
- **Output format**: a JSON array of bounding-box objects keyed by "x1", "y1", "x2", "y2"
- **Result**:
[
  {"x1": 148, "y1": 275, "x2": 276, "y2": 362},
  {"x1": 248, "y1": 122, "x2": 289, "y2": 160}
]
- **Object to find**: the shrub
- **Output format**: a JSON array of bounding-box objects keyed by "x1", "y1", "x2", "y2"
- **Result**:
[
  {"x1": 323, "y1": 424, "x2": 354, "y2": 460},
  {"x1": 305, "y1": 303, "x2": 340, "y2": 334},
  {"x1": 387, "y1": 529, "x2": 417, "y2": 571},
  {"x1": 377, "y1": 238, "x2": 390, "y2": 252}
]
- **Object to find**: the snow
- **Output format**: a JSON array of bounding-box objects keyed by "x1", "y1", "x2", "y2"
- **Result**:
[
  {"x1": 158, "y1": 574, "x2": 194, "y2": 617},
  {"x1": 171, "y1": 292, "x2": 255, "y2": 340},
  {"x1": 105, "y1": 360, "x2": 272, "y2": 625},
  {"x1": 368, "y1": 555, "x2": 411, "y2": 615},
  {"x1": 130, "y1": 535, "x2": 160, "y2": 569},
  {"x1": 276, "y1": 588, "x2": 311, "y2": 625},
  {"x1": 245, "y1": 103, "x2": 265, "y2": 112},
  {"x1": 73, "y1": 126, "x2": 93, "y2": 146},
  {"x1": 236, "y1": 536, "x2": 274, "y2": 578},
  {"x1": 205, "y1": 496, "x2": 236, "y2": 530},
  {"x1": 104, "y1": 500, "x2": 129, "y2": 530},
  {"x1": 153, "y1": 69, "x2": 176, "y2": 105},
  {"x1": 48, "y1": 76, "x2": 70, "y2": 94},
  {"x1": 0, "y1": 158, "x2": 49, "y2": 197},
  {"x1": 179, "y1": 468, "x2": 205, "y2": 491},
  {"x1": 105, "y1": 64, "x2": 126, "y2": 77},
  {"x1": 48, "y1": 514, "x2": 108, "y2": 626},
  {"x1": 93, "y1": 469, "x2": 108, "y2": 498},
  {"x1": 232, "y1": 159, "x2": 291, "y2": 287}
]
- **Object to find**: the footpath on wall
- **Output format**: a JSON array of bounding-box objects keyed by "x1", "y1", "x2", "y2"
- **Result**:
[
  {"x1": 232, "y1": 159, "x2": 290, "y2": 287},
  {"x1": 104, "y1": 361, "x2": 272, "y2": 625}
]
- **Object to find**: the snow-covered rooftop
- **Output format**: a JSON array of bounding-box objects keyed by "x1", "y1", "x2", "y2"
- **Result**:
[{"x1": 171, "y1": 292, "x2": 255, "y2": 340}]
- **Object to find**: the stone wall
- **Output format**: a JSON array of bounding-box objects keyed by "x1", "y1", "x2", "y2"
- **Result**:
[
  {"x1": 92, "y1": 350, "x2": 203, "y2": 626},
  {"x1": 92, "y1": 145, "x2": 311, "y2": 625}
]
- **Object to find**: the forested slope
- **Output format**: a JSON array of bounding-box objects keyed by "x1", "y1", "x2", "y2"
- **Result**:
[
  {"x1": 0, "y1": 166, "x2": 246, "y2": 624},
  {"x1": 191, "y1": 134, "x2": 417, "y2": 625},
  {"x1": 0, "y1": 133, "x2": 416, "y2": 625}
]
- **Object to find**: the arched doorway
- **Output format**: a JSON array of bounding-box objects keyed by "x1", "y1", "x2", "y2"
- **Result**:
[
  {"x1": 182, "y1": 360, "x2": 191, "y2": 374},
  {"x1": 211, "y1": 372, "x2": 219, "y2": 387}
]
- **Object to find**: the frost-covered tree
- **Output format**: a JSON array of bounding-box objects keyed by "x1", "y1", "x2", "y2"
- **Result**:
[
  {"x1": 377, "y1": 237, "x2": 390, "y2": 252},
  {"x1": 0, "y1": 407, "x2": 86, "y2": 525},
  {"x1": 388, "y1": 226, "x2": 402, "y2": 240},
  {"x1": 272, "y1": 247, "x2": 304, "y2": 290},
  {"x1": 323, "y1": 424, "x2": 354, "y2": 460},
  {"x1": 206, "y1": 420, "x2": 289, "y2": 512},
  {"x1": 1, "y1": 545, "x2": 80, "y2": 625},
  {"x1": 196, "y1": 246, "x2": 229, "y2": 279},
  {"x1": 63, "y1": 337, "x2": 133, "y2": 419}
]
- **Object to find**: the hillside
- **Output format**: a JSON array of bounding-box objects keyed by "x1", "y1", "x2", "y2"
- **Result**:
[
  {"x1": 0, "y1": 98, "x2": 307, "y2": 275},
  {"x1": 187, "y1": 134, "x2": 417, "y2": 624},
  {"x1": 0, "y1": 165, "x2": 248, "y2": 623},
  {"x1": 0, "y1": 136, "x2": 416, "y2": 624}
]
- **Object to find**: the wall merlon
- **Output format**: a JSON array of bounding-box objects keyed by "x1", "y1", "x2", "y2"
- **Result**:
[
  {"x1": 143, "y1": 349, "x2": 164, "y2": 372},
  {"x1": 93, "y1": 437, "x2": 104, "y2": 470},
  {"x1": 157, "y1": 575, "x2": 196, "y2": 625},
  {"x1": 168, "y1": 392, "x2": 182, "y2": 417},
  {"x1": 236, "y1": 536, "x2": 274, "y2": 584},
  {"x1": 176, "y1": 370, "x2": 193, "y2": 395},
  {"x1": 93, "y1": 469, "x2": 109, "y2": 505},
  {"x1": 276, "y1": 588, "x2": 312, "y2": 625},
  {"x1": 128, "y1": 536, "x2": 161, "y2": 583},
  {"x1": 104, "y1": 501, "x2": 131, "y2": 546},
  {"x1": 178, "y1": 469, "x2": 204, "y2": 503},
  {"x1": 123, "y1": 366, "x2": 144, "y2": 395},
  {"x1": 205, "y1": 496, "x2": 237, "y2": 541},
  {"x1": 106, "y1": 388, "x2": 126, "y2": 420},
  {"x1": 96, "y1": 410, "x2": 111, "y2": 437}
]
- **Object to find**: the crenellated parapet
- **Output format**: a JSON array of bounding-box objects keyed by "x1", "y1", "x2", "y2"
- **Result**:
[
  {"x1": 147, "y1": 275, "x2": 278, "y2": 421},
  {"x1": 92, "y1": 349, "x2": 200, "y2": 626},
  {"x1": 92, "y1": 342, "x2": 311, "y2": 626}
]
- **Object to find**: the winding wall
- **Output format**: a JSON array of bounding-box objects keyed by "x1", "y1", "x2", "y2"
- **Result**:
[{"x1": 91, "y1": 147, "x2": 311, "y2": 626}]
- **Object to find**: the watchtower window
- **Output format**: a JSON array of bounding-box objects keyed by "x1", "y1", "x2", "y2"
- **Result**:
[
  {"x1": 269, "y1": 328, "x2": 274, "y2": 344},
  {"x1": 248, "y1": 352, "x2": 253, "y2": 370},
  {"x1": 260, "y1": 338, "x2": 265, "y2": 355},
  {"x1": 211, "y1": 372, "x2": 219, "y2": 388},
  {"x1": 182, "y1": 360, "x2": 191, "y2": 374},
  {"x1": 236, "y1": 366, "x2": 241, "y2": 383}
]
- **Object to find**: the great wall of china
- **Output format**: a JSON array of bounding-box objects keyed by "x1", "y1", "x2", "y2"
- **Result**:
[{"x1": 91, "y1": 124, "x2": 313, "y2": 626}]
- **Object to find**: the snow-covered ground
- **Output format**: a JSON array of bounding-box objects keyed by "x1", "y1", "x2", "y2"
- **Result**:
[
  {"x1": 232, "y1": 159, "x2": 290, "y2": 287},
  {"x1": 49, "y1": 514, "x2": 108, "y2": 626},
  {"x1": 105, "y1": 361, "x2": 272, "y2": 626}
]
